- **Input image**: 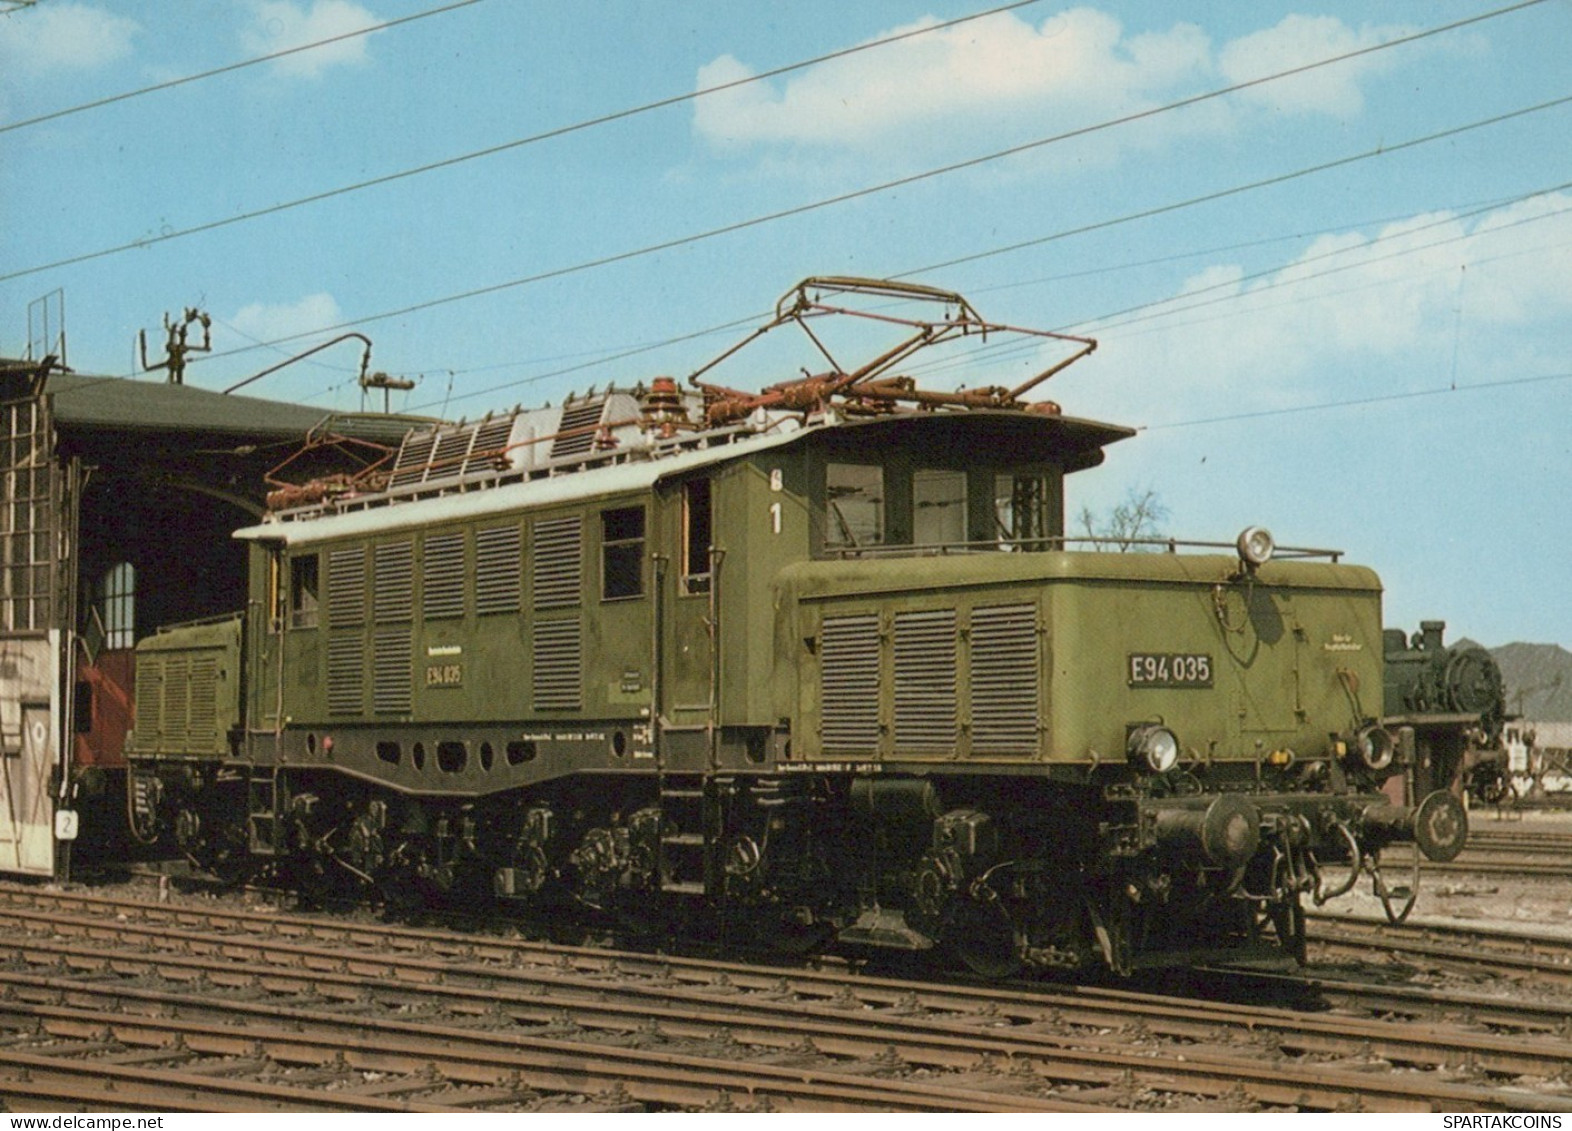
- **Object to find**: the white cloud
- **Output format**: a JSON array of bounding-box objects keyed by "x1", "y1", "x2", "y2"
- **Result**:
[
  {"x1": 694, "y1": 9, "x2": 1211, "y2": 152},
  {"x1": 1217, "y1": 15, "x2": 1411, "y2": 117},
  {"x1": 0, "y1": 3, "x2": 139, "y2": 79},
  {"x1": 1085, "y1": 194, "x2": 1572, "y2": 418},
  {"x1": 229, "y1": 293, "x2": 345, "y2": 343},
  {"x1": 693, "y1": 9, "x2": 1416, "y2": 162},
  {"x1": 239, "y1": 0, "x2": 378, "y2": 79}
]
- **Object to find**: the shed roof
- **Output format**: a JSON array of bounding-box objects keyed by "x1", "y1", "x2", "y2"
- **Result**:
[
  {"x1": 39, "y1": 371, "x2": 427, "y2": 445},
  {"x1": 0, "y1": 358, "x2": 428, "y2": 446}
]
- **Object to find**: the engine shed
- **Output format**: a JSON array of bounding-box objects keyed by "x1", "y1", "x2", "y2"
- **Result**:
[{"x1": 0, "y1": 357, "x2": 420, "y2": 876}]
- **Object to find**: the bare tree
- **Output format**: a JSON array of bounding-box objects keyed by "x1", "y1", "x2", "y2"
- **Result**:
[{"x1": 1077, "y1": 487, "x2": 1169, "y2": 552}]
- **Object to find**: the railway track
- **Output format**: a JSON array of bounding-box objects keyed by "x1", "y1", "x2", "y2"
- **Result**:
[
  {"x1": 1422, "y1": 825, "x2": 1572, "y2": 879},
  {"x1": 0, "y1": 883, "x2": 1566, "y2": 1113},
  {"x1": 1307, "y1": 911, "x2": 1572, "y2": 990}
]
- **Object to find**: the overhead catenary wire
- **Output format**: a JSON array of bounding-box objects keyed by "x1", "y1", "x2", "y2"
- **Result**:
[
  {"x1": 402, "y1": 98, "x2": 1572, "y2": 414},
  {"x1": 1091, "y1": 211, "x2": 1572, "y2": 358},
  {"x1": 895, "y1": 92, "x2": 1572, "y2": 282},
  {"x1": 1078, "y1": 191, "x2": 1572, "y2": 339},
  {"x1": 1141, "y1": 368, "x2": 1572, "y2": 433},
  {"x1": 0, "y1": 0, "x2": 1049, "y2": 286},
  {"x1": 152, "y1": 0, "x2": 1555, "y2": 390},
  {"x1": 0, "y1": 0, "x2": 490, "y2": 136},
  {"x1": 894, "y1": 184, "x2": 1572, "y2": 383},
  {"x1": 372, "y1": 187, "x2": 1537, "y2": 410}
]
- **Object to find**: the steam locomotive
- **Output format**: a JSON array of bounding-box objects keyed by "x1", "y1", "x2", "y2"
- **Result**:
[
  {"x1": 1384, "y1": 620, "x2": 1509, "y2": 804},
  {"x1": 107, "y1": 278, "x2": 1466, "y2": 976}
]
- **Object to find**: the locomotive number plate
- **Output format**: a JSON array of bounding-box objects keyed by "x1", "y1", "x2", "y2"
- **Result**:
[{"x1": 1128, "y1": 653, "x2": 1212, "y2": 688}]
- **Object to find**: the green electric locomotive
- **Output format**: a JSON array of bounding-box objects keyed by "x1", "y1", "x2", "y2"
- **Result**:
[{"x1": 126, "y1": 278, "x2": 1465, "y2": 975}]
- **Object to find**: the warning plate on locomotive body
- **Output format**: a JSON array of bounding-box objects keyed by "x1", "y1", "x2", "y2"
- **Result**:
[{"x1": 1128, "y1": 653, "x2": 1213, "y2": 688}]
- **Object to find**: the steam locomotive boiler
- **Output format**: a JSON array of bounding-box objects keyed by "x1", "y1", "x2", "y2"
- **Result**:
[
  {"x1": 122, "y1": 278, "x2": 1467, "y2": 975},
  {"x1": 1384, "y1": 620, "x2": 1509, "y2": 803}
]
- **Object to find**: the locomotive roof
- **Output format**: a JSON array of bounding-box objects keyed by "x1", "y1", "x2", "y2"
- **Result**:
[
  {"x1": 234, "y1": 405, "x2": 1133, "y2": 548},
  {"x1": 235, "y1": 278, "x2": 1133, "y2": 546}
]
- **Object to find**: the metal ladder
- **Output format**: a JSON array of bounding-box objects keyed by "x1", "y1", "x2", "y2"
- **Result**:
[
  {"x1": 246, "y1": 768, "x2": 281, "y2": 855},
  {"x1": 657, "y1": 773, "x2": 710, "y2": 896}
]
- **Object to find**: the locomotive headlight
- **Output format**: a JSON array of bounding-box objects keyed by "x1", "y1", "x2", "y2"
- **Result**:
[
  {"x1": 1127, "y1": 724, "x2": 1180, "y2": 774},
  {"x1": 1236, "y1": 526, "x2": 1275, "y2": 569},
  {"x1": 1351, "y1": 724, "x2": 1396, "y2": 772}
]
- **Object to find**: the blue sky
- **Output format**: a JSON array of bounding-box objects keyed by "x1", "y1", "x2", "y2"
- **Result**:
[{"x1": 1, "y1": 0, "x2": 1569, "y2": 647}]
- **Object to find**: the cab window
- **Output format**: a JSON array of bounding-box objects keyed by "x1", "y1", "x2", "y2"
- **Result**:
[
  {"x1": 289, "y1": 554, "x2": 320, "y2": 628},
  {"x1": 826, "y1": 463, "x2": 883, "y2": 550},
  {"x1": 601, "y1": 506, "x2": 645, "y2": 600},
  {"x1": 682, "y1": 478, "x2": 712, "y2": 595},
  {"x1": 994, "y1": 474, "x2": 1053, "y2": 549},
  {"x1": 913, "y1": 470, "x2": 967, "y2": 547}
]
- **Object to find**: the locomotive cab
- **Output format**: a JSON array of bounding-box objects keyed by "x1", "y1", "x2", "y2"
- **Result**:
[{"x1": 767, "y1": 425, "x2": 1464, "y2": 972}]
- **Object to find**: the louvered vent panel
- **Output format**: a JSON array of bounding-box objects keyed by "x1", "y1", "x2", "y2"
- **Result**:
[
  {"x1": 475, "y1": 525, "x2": 522, "y2": 614},
  {"x1": 327, "y1": 547, "x2": 366, "y2": 627},
  {"x1": 532, "y1": 617, "x2": 582, "y2": 710},
  {"x1": 389, "y1": 415, "x2": 515, "y2": 490},
  {"x1": 820, "y1": 613, "x2": 881, "y2": 754},
  {"x1": 893, "y1": 609, "x2": 957, "y2": 752},
  {"x1": 463, "y1": 416, "x2": 515, "y2": 475},
  {"x1": 373, "y1": 627, "x2": 413, "y2": 715},
  {"x1": 422, "y1": 533, "x2": 466, "y2": 620},
  {"x1": 137, "y1": 661, "x2": 164, "y2": 747},
  {"x1": 374, "y1": 541, "x2": 414, "y2": 622},
  {"x1": 430, "y1": 429, "x2": 474, "y2": 478},
  {"x1": 389, "y1": 432, "x2": 437, "y2": 488},
  {"x1": 970, "y1": 603, "x2": 1041, "y2": 755},
  {"x1": 163, "y1": 658, "x2": 189, "y2": 743},
  {"x1": 188, "y1": 655, "x2": 219, "y2": 746},
  {"x1": 327, "y1": 634, "x2": 364, "y2": 715},
  {"x1": 550, "y1": 399, "x2": 605, "y2": 459},
  {"x1": 532, "y1": 516, "x2": 582, "y2": 609}
]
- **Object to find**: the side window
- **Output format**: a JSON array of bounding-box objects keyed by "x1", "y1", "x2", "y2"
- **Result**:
[
  {"x1": 289, "y1": 554, "x2": 320, "y2": 628},
  {"x1": 994, "y1": 474, "x2": 1052, "y2": 550},
  {"x1": 601, "y1": 506, "x2": 645, "y2": 600},
  {"x1": 826, "y1": 463, "x2": 884, "y2": 550},
  {"x1": 913, "y1": 470, "x2": 967, "y2": 547},
  {"x1": 95, "y1": 562, "x2": 135, "y2": 650},
  {"x1": 683, "y1": 478, "x2": 712, "y2": 595}
]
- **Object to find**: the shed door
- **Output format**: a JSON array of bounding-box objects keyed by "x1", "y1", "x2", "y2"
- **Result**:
[
  {"x1": 0, "y1": 636, "x2": 59, "y2": 875},
  {"x1": 0, "y1": 394, "x2": 64, "y2": 876}
]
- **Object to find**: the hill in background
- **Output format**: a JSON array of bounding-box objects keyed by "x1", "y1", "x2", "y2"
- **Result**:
[{"x1": 1490, "y1": 642, "x2": 1572, "y2": 722}]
